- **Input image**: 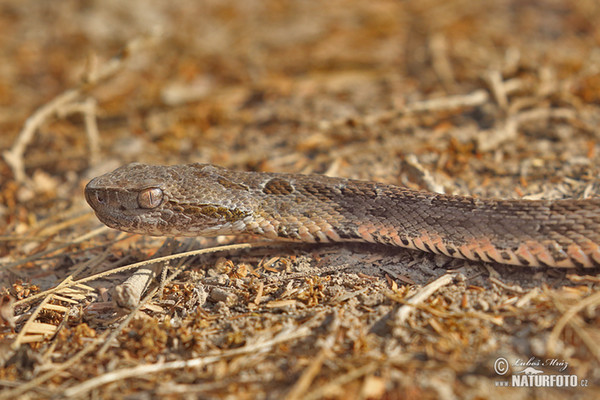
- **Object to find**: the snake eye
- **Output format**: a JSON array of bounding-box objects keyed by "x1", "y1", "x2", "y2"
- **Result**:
[{"x1": 138, "y1": 188, "x2": 163, "y2": 209}]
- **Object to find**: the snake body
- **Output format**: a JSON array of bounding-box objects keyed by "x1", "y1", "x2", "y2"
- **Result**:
[{"x1": 85, "y1": 163, "x2": 600, "y2": 268}]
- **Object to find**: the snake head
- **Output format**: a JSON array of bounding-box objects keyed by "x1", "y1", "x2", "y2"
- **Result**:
[{"x1": 85, "y1": 163, "x2": 252, "y2": 237}]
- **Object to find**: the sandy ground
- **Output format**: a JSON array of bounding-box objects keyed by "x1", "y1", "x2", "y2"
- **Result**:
[{"x1": 1, "y1": 1, "x2": 600, "y2": 398}]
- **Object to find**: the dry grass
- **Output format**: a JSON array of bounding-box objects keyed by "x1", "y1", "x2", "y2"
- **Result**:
[{"x1": 1, "y1": 0, "x2": 600, "y2": 398}]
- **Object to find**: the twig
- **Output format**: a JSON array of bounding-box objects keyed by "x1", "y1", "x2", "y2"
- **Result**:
[
  {"x1": 10, "y1": 250, "x2": 106, "y2": 348},
  {"x1": 0, "y1": 331, "x2": 110, "y2": 400},
  {"x1": 547, "y1": 290, "x2": 600, "y2": 360},
  {"x1": 403, "y1": 154, "x2": 445, "y2": 194},
  {"x1": 325, "y1": 89, "x2": 490, "y2": 129},
  {"x1": 3, "y1": 34, "x2": 159, "y2": 183},
  {"x1": 394, "y1": 272, "x2": 459, "y2": 325},
  {"x1": 112, "y1": 239, "x2": 182, "y2": 310},
  {"x1": 63, "y1": 322, "x2": 314, "y2": 398},
  {"x1": 3, "y1": 89, "x2": 80, "y2": 183},
  {"x1": 13, "y1": 241, "x2": 281, "y2": 308},
  {"x1": 477, "y1": 107, "x2": 577, "y2": 152},
  {"x1": 488, "y1": 276, "x2": 525, "y2": 294},
  {"x1": 429, "y1": 33, "x2": 456, "y2": 92},
  {"x1": 99, "y1": 241, "x2": 196, "y2": 356},
  {"x1": 285, "y1": 311, "x2": 340, "y2": 400},
  {"x1": 401, "y1": 89, "x2": 489, "y2": 114},
  {"x1": 97, "y1": 286, "x2": 160, "y2": 356},
  {"x1": 1, "y1": 226, "x2": 111, "y2": 272},
  {"x1": 10, "y1": 294, "x2": 55, "y2": 350},
  {"x1": 302, "y1": 363, "x2": 380, "y2": 400},
  {"x1": 485, "y1": 70, "x2": 508, "y2": 109},
  {"x1": 56, "y1": 97, "x2": 100, "y2": 166}
]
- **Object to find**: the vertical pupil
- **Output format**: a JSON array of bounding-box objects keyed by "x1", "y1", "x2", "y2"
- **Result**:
[{"x1": 139, "y1": 188, "x2": 163, "y2": 208}]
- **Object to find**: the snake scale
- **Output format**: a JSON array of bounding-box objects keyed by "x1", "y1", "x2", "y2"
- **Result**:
[{"x1": 85, "y1": 163, "x2": 600, "y2": 268}]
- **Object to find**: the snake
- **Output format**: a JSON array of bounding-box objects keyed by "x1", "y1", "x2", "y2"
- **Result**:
[{"x1": 85, "y1": 163, "x2": 600, "y2": 269}]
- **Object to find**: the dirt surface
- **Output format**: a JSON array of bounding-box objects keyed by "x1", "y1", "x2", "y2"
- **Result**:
[{"x1": 1, "y1": 0, "x2": 600, "y2": 398}]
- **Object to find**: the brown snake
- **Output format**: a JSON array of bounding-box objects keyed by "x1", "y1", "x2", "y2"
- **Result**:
[{"x1": 85, "y1": 163, "x2": 600, "y2": 268}]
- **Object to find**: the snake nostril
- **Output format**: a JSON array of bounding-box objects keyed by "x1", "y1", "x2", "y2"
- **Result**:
[{"x1": 85, "y1": 190, "x2": 103, "y2": 207}]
